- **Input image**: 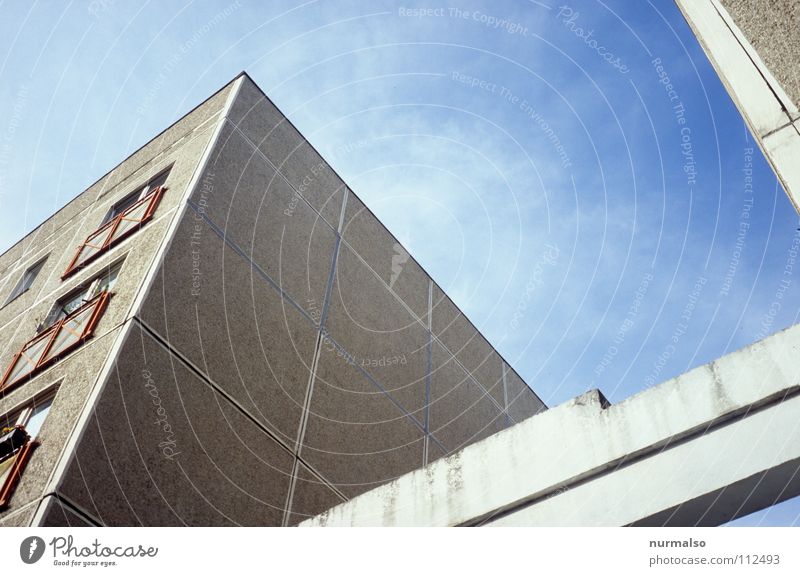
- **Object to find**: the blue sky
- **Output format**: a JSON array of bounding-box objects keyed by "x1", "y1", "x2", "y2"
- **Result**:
[{"x1": 0, "y1": 0, "x2": 798, "y2": 525}]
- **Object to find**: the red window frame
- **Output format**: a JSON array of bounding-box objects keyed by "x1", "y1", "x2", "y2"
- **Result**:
[
  {"x1": 0, "y1": 292, "x2": 110, "y2": 393},
  {"x1": 0, "y1": 427, "x2": 37, "y2": 510},
  {"x1": 62, "y1": 186, "x2": 166, "y2": 278}
]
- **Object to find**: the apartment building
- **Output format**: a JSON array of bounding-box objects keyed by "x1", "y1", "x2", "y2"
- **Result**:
[{"x1": 0, "y1": 73, "x2": 545, "y2": 526}]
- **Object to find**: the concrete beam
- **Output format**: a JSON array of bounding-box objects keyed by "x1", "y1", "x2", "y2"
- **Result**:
[
  {"x1": 674, "y1": 0, "x2": 800, "y2": 213},
  {"x1": 302, "y1": 322, "x2": 800, "y2": 526}
]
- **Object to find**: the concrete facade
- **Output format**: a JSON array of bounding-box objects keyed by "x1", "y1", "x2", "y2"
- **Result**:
[
  {"x1": 0, "y1": 73, "x2": 545, "y2": 526},
  {"x1": 0, "y1": 80, "x2": 233, "y2": 527}
]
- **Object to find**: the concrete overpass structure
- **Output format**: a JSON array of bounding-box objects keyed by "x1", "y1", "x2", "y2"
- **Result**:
[{"x1": 302, "y1": 322, "x2": 800, "y2": 526}]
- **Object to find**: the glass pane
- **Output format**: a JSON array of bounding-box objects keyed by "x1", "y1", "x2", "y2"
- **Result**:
[
  {"x1": 22, "y1": 259, "x2": 46, "y2": 292},
  {"x1": 145, "y1": 171, "x2": 168, "y2": 193},
  {"x1": 0, "y1": 451, "x2": 18, "y2": 484},
  {"x1": 20, "y1": 271, "x2": 35, "y2": 292},
  {"x1": 57, "y1": 289, "x2": 90, "y2": 319},
  {"x1": 93, "y1": 265, "x2": 120, "y2": 295},
  {"x1": 41, "y1": 326, "x2": 80, "y2": 362},
  {"x1": 41, "y1": 305, "x2": 63, "y2": 330},
  {"x1": 49, "y1": 263, "x2": 118, "y2": 328},
  {"x1": 23, "y1": 398, "x2": 52, "y2": 439},
  {"x1": 22, "y1": 335, "x2": 51, "y2": 359},
  {"x1": 111, "y1": 199, "x2": 150, "y2": 240},
  {"x1": 101, "y1": 191, "x2": 140, "y2": 225},
  {"x1": 0, "y1": 411, "x2": 16, "y2": 431},
  {"x1": 5, "y1": 277, "x2": 26, "y2": 304},
  {"x1": 117, "y1": 192, "x2": 142, "y2": 213},
  {"x1": 3, "y1": 258, "x2": 45, "y2": 305},
  {"x1": 5, "y1": 335, "x2": 51, "y2": 383},
  {"x1": 75, "y1": 243, "x2": 101, "y2": 265},
  {"x1": 74, "y1": 226, "x2": 113, "y2": 267},
  {"x1": 40, "y1": 305, "x2": 95, "y2": 363}
]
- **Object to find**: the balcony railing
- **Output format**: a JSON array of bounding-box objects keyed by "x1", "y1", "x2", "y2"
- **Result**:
[
  {"x1": 0, "y1": 292, "x2": 110, "y2": 392},
  {"x1": 62, "y1": 186, "x2": 165, "y2": 278}
]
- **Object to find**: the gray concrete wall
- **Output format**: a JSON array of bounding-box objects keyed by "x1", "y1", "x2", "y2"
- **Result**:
[
  {"x1": 0, "y1": 78, "x2": 235, "y2": 526},
  {"x1": 58, "y1": 74, "x2": 545, "y2": 526},
  {"x1": 55, "y1": 322, "x2": 296, "y2": 525}
]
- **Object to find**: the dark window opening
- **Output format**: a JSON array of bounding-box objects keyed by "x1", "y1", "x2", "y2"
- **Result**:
[{"x1": 3, "y1": 256, "x2": 48, "y2": 306}]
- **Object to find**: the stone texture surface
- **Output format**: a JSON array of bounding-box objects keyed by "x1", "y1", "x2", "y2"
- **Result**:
[
  {"x1": 140, "y1": 216, "x2": 318, "y2": 447},
  {"x1": 57, "y1": 325, "x2": 294, "y2": 526},
  {"x1": 300, "y1": 343, "x2": 425, "y2": 498},
  {"x1": 0, "y1": 78, "x2": 230, "y2": 525},
  {"x1": 325, "y1": 243, "x2": 428, "y2": 420},
  {"x1": 0, "y1": 220, "x2": 82, "y2": 339},
  {"x1": 228, "y1": 78, "x2": 344, "y2": 228},
  {"x1": 97, "y1": 81, "x2": 233, "y2": 203},
  {"x1": 0, "y1": 79, "x2": 232, "y2": 280},
  {"x1": 38, "y1": 496, "x2": 97, "y2": 527},
  {"x1": 506, "y1": 366, "x2": 547, "y2": 423},
  {"x1": 195, "y1": 121, "x2": 337, "y2": 309},
  {"x1": 721, "y1": 0, "x2": 800, "y2": 111},
  {"x1": 431, "y1": 286, "x2": 505, "y2": 407},
  {"x1": 0, "y1": 328, "x2": 120, "y2": 510},
  {"x1": 0, "y1": 500, "x2": 36, "y2": 526},
  {"x1": 0, "y1": 73, "x2": 549, "y2": 526},
  {"x1": 429, "y1": 342, "x2": 506, "y2": 454},
  {"x1": 341, "y1": 194, "x2": 430, "y2": 322},
  {"x1": 0, "y1": 115, "x2": 216, "y2": 347},
  {"x1": 302, "y1": 322, "x2": 800, "y2": 526}
]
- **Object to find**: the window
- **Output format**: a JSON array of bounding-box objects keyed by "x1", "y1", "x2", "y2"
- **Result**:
[
  {"x1": 0, "y1": 263, "x2": 119, "y2": 393},
  {"x1": 42, "y1": 261, "x2": 121, "y2": 330},
  {"x1": 0, "y1": 392, "x2": 54, "y2": 509},
  {"x1": 3, "y1": 256, "x2": 47, "y2": 306},
  {"x1": 100, "y1": 169, "x2": 169, "y2": 226},
  {"x1": 62, "y1": 170, "x2": 168, "y2": 278}
]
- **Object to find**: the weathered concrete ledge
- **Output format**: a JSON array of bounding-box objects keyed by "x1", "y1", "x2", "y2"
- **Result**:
[{"x1": 302, "y1": 322, "x2": 800, "y2": 526}]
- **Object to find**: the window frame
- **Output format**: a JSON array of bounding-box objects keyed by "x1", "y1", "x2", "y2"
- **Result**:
[
  {"x1": 41, "y1": 260, "x2": 121, "y2": 331},
  {"x1": 0, "y1": 391, "x2": 55, "y2": 510},
  {"x1": 100, "y1": 191, "x2": 144, "y2": 227},
  {"x1": 2, "y1": 256, "x2": 48, "y2": 307},
  {"x1": 62, "y1": 182, "x2": 166, "y2": 278},
  {"x1": 99, "y1": 168, "x2": 171, "y2": 226},
  {"x1": 0, "y1": 288, "x2": 112, "y2": 394}
]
